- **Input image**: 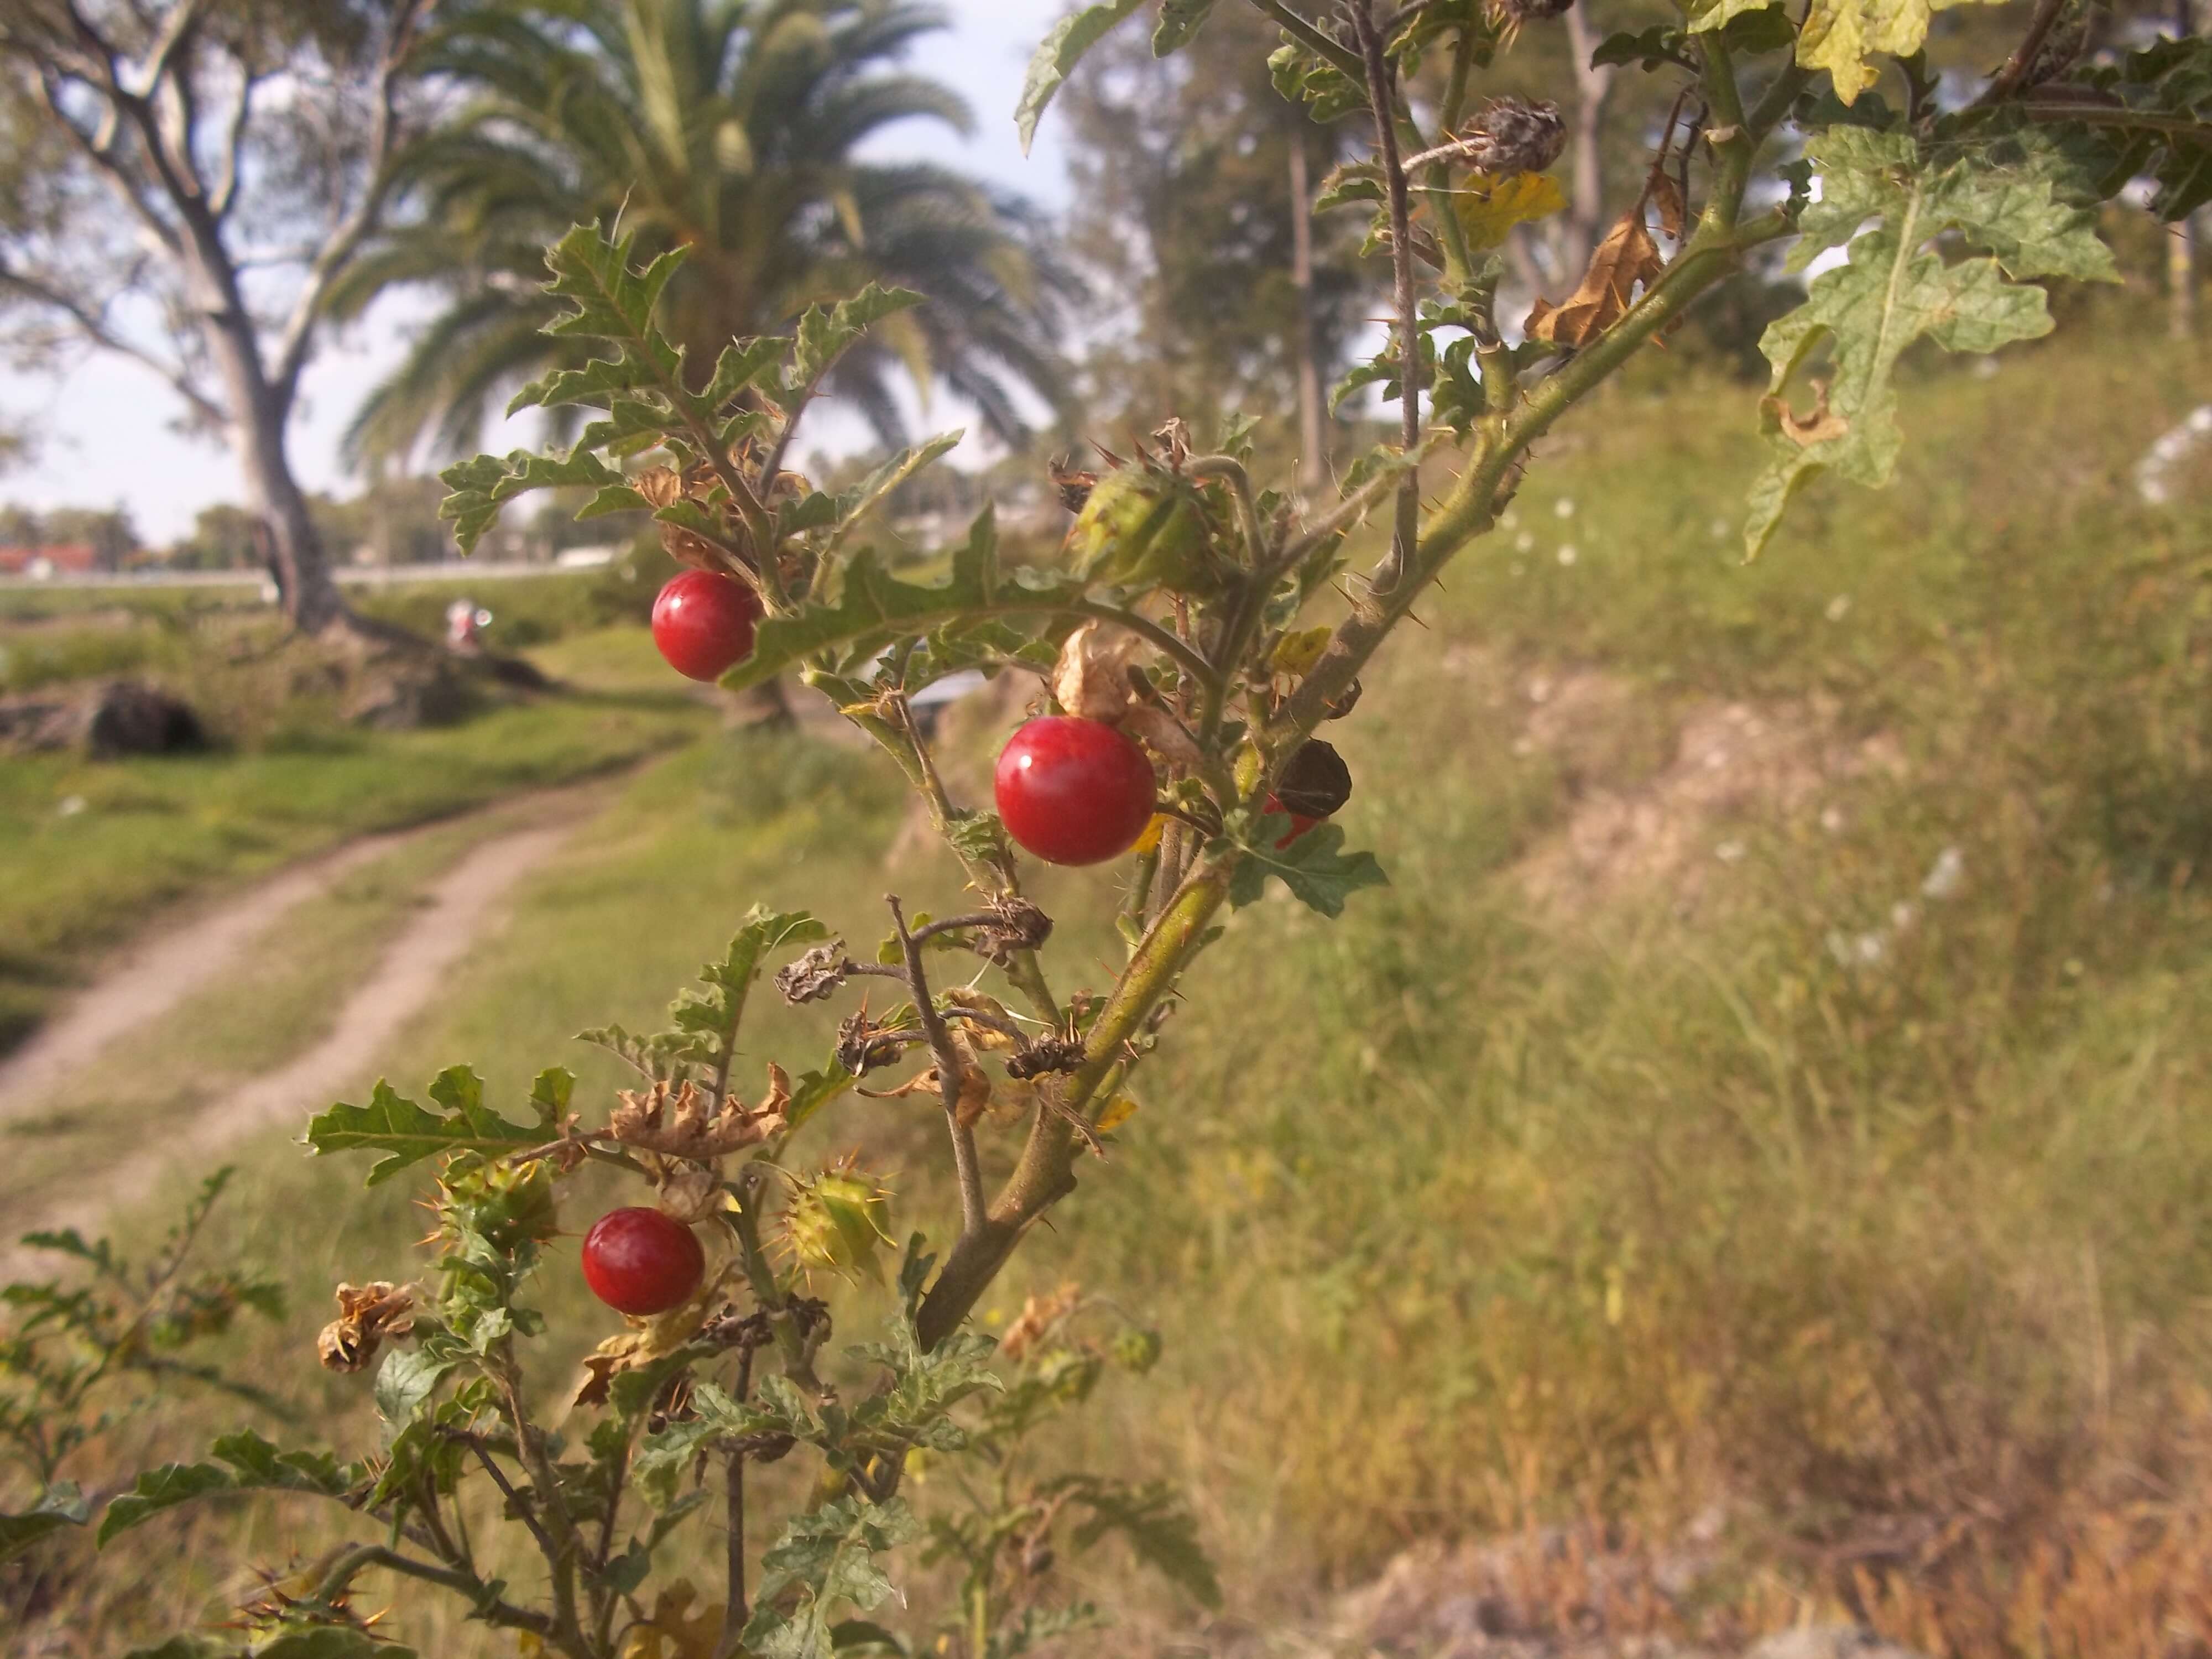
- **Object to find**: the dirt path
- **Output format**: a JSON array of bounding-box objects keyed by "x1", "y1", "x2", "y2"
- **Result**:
[{"x1": 0, "y1": 791, "x2": 602, "y2": 1266}]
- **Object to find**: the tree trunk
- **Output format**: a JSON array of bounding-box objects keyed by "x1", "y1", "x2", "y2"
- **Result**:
[
  {"x1": 2171, "y1": 212, "x2": 2200, "y2": 340},
  {"x1": 1287, "y1": 131, "x2": 1328, "y2": 497},
  {"x1": 195, "y1": 275, "x2": 349, "y2": 635},
  {"x1": 1555, "y1": 6, "x2": 1618, "y2": 280}
]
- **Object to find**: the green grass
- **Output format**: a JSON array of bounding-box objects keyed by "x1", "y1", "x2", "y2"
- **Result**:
[
  {"x1": 0, "y1": 625, "x2": 708, "y2": 1056},
  {"x1": 18, "y1": 327, "x2": 2212, "y2": 1655}
]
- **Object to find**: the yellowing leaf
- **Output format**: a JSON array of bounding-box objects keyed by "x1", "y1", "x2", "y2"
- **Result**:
[
  {"x1": 1270, "y1": 625, "x2": 1334, "y2": 677},
  {"x1": 1133, "y1": 814, "x2": 1166, "y2": 856},
  {"x1": 1795, "y1": 0, "x2": 2001, "y2": 105},
  {"x1": 1454, "y1": 171, "x2": 1567, "y2": 253},
  {"x1": 1095, "y1": 1095, "x2": 1140, "y2": 1134}
]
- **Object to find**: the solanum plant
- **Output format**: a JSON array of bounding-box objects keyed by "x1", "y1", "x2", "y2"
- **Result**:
[{"x1": 12, "y1": 1, "x2": 2212, "y2": 1655}]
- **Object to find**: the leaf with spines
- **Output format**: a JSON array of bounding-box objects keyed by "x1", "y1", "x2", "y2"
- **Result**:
[
  {"x1": 1744, "y1": 124, "x2": 2115, "y2": 556},
  {"x1": 791, "y1": 286, "x2": 925, "y2": 389},
  {"x1": 1017, "y1": 1, "x2": 1145, "y2": 153},
  {"x1": 740, "y1": 1496, "x2": 925, "y2": 1659},
  {"x1": 663, "y1": 909, "x2": 830, "y2": 1071},
  {"x1": 719, "y1": 507, "x2": 1087, "y2": 693},
  {"x1": 98, "y1": 1432, "x2": 359, "y2": 1545},
  {"x1": 306, "y1": 1067, "x2": 549, "y2": 1184}
]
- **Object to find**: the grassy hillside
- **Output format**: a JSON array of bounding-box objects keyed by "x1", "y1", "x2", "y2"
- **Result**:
[{"x1": 15, "y1": 326, "x2": 2212, "y2": 1657}]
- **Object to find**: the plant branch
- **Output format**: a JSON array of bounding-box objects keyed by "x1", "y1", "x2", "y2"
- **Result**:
[
  {"x1": 450, "y1": 1430, "x2": 560, "y2": 1566},
  {"x1": 1247, "y1": 0, "x2": 1366, "y2": 80},
  {"x1": 0, "y1": 265, "x2": 225, "y2": 428},
  {"x1": 888, "y1": 894, "x2": 989, "y2": 1240},
  {"x1": 709, "y1": 1345, "x2": 758, "y2": 1659},
  {"x1": 312, "y1": 1543, "x2": 556, "y2": 1640},
  {"x1": 915, "y1": 862, "x2": 1232, "y2": 1349},
  {"x1": 1352, "y1": 0, "x2": 1426, "y2": 597},
  {"x1": 1976, "y1": 0, "x2": 2069, "y2": 107}
]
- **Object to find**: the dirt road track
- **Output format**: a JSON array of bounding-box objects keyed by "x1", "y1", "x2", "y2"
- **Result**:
[{"x1": 0, "y1": 788, "x2": 606, "y2": 1267}]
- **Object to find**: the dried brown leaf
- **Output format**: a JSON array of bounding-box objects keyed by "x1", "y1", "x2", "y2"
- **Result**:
[
  {"x1": 1526, "y1": 208, "x2": 1666, "y2": 348},
  {"x1": 317, "y1": 1281, "x2": 416, "y2": 1373}
]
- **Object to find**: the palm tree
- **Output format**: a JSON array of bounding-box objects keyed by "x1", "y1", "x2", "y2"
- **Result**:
[{"x1": 336, "y1": 0, "x2": 1077, "y2": 466}]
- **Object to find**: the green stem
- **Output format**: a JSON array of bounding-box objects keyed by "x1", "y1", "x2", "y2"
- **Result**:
[
  {"x1": 732, "y1": 1167, "x2": 821, "y2": 1389},
  {"x1": 914, "y1": 862, "x2": 1232, "y2": 1350}
]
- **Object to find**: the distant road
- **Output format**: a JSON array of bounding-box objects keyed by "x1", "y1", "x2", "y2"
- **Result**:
[{"x1": 0, "y1": 560, "x2": 601, "y2": 593}]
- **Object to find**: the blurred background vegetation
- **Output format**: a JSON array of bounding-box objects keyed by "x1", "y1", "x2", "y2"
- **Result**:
[{"x1": 5, "y1": 2, "x2": 2212, "y2": 1657}]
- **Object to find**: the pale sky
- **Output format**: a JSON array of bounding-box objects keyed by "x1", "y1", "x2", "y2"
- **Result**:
[{"x1": 0, "y1": 1, "x2": 1079, "y2": 544}]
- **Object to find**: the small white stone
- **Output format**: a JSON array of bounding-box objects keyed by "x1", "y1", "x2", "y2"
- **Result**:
[
  {"x1": 57, "y1": 795, "x2": 87, "y2": 817},
  {"x1": 1715, "y1": 839, "x2": 1746, "y2": 864},
  {"x1": 1554, "y1": 497, "x2": 1575, "y2": 518},
  {"x1": 1921, "y1": 845, "x2": 1965, "y2": 900},
  {"x1": 1515, "y1": 530, "x2": 1535, "y2": 552},
  {"x1": 1824, "y1": 593, "x2": 1852, "y2": 622},
  {"x1": 1819, "y1": 805, "x2": 1846, "y2": 834},
  {"x1": 1556, "y1": 544, "x2": 1578, "y2": 566}
]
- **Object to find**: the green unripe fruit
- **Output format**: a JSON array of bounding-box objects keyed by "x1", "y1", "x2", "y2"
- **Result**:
[
  {"x1": 779, "y1": 1166, "x2": 894, "y2": 1284},
  {"x1": 1064, "y1": 466, "x2": 1221, "y2": 596}
]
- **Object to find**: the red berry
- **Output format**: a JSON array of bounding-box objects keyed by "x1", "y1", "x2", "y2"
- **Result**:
[
  {"x1": 994, "y1": 716, "x2": 1157, "y2": 866},
  {"x1": 1264, "y1": 794, "x2": 1322, "y2": 849},
  {"x1": 581, "y1": 1207, "x2": 705, "y2": 1316},
  {"x1": 651, "y1": 570, "x2": 761, "y2": 682}
]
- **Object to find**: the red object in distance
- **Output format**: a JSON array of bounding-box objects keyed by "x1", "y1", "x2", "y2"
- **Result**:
[
  {"x1": 651, "y1": 570, "x2": 761, "y2": 682},
  {"x1": 581, "y1": 1207, "x2": 706, "y2": 1316},
  {"x1": 994, "y1": 717, "x2": 1157, "y2": 866}
]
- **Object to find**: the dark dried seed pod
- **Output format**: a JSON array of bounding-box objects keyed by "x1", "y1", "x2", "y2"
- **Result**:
[
  {"x1": 976, "y1": 895, "x2": 1054, "y2": 959},
  {"x1": 1048, "y1": 456, "x2": 1098, "y2": 514},
  {"x1": 836, "y1": 1010, "x2": 910, "y2": 1076},
  {"x1": 1457, "y1": 95, "x2": 1566, "y2": 177},
  {"x1": 1275, "y1": 738, "x2": 1353, "y2": 820},
  {"x1": 1006, "y1": 1037, "x2": 1085, "y2": 1081}
]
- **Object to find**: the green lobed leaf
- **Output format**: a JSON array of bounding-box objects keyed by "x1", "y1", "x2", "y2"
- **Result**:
[
  {"x1": 374, "y1": 1346, "x2": 458, "y2": 1434},
  {"x1": 0, "y1": 1483, "x2": 88, "y2": 1562},
  {"x1": 1228, "y1": 817, "x2": 1390, "y2": 918},
  {"x1": 1745, "y1": 124, "x2": 2115, "y2": 556},
  {"x1": 1790, "y1": 0, "x2": 2004, "y2": 105},
  {"x1": 98, "y1": 1432, "x2": 358, "y2": 1545},
  {"x1": 793, "y1": 285, "x2": 926, "y2": 389},
  {"x1": 718, "y1": 506, "x2": 1087, "y2": 693},
  {"x1": 438, "y1": 447, "x2": 630, "y2": 557},
  {"x1": 306, "y1": 1069, "x2": 542, "y2": 1185},
  {"x1": 1057, "y1": 1475, "x2": 1222, "y2": 1607},
  {"x1": 741, "y1": 1496, "x2": 925, "y2": 1659},
  {"x1": 1017, "y1": 1, "x2": 1145, "y2": 154},
  {"x1": 1152, "y1": 0, "x2": 1218, "y2": 55}
]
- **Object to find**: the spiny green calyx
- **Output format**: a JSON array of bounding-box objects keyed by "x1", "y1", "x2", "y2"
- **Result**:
[
  {"x1": 778, "y1": 1162, "x2": 894, "y2": 1284},
  {"x1": 1064, "y1": 462, "x2": 1223, "y2": 596}
]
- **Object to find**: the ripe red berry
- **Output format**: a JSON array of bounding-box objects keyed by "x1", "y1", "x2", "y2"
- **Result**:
[
  {"x1": 651, "y1": 570, "x2": 761, "y2": 682},
  {"x1": 994, "y1": 716, "x2": 1157, "y2": 866},
  {"x1": 1264, "y1": 795, "x2": 1323, "y2": 849},
  {"x1": 581, "y1": 1207, "x2": 706, "y2": 1316}
]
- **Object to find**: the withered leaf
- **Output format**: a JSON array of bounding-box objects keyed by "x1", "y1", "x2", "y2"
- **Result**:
[
  {"x1": 317, "y1": 1281, "x2": 416, "y2": 1374},
  {"x1": 1650, "y1": 175, "x2": 1688, "y2": 244},
  {"x1": 1526, "y1": 207, "x2": 1666, "y2": 348},
  {"x1": 1762, "y1": 385, "x2": 1851, "y2": 449}
]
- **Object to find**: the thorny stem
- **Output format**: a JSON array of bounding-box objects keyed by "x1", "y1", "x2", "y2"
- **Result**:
[
  {"x1": 709, "y1": 1345, "x2": 758, "y2": 1659},
  {"x1": 312, "y1": 1543, "x2": 557, "y2": 1642},
  {"x1": 845, "y1": 697, "x2": 1062, "y2": 1027},
  {"x1": 889, "y1": 894, "x2": 989, "y2": 1240},
  {"x1": 450, "y1": 1430, "x2": 560, "y2": 1565},
  {"x1": 1353, "y1": 0, "x2": 1425, "y2": 598},
  {"x1": 1976, "y1": 0, "x2": 2070, "y2": 107},
  {"x1": 493, "y1": 1355, "x2": 590, "y2": 1652},
  {"x1": 915, "y1": 862, "x2": 1232, "y2": 1350},
  {"x1": 732, "y1": 1165, "x2": 823, "y2": 1391}
]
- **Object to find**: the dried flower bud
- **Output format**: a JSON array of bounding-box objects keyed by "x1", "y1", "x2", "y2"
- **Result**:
[
  {"x1": 1457, "y1": 96, "x2": 1566, "y2": 177},
  {"x1": 317, "y1": 1281, "x2": 415, "y2": 1373},
  {"x1": 611, "y1": 1072, "x2": 787, "y2": 1160},
  {"x1": 1048, "y1": 456, "x2": 1099, "y2": 514},
  {"x1": 977, "y1": 896, "x2": 1054, "y2": 958},
  {"x1": 775, "y1": 942, "x2": 849, "y2": 1005},
  {"x1": 1275, "y1": 738, "x2": 1353, "y2": 820}
]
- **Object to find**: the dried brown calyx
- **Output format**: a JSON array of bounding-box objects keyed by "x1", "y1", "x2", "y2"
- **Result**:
[
  {"x1": 611, "y1": 1071, "x2": 789, "y2": 1160},
  {"x1": 1006, "y1": 1037, "x2": 1085, "y2": 1081},
  {"x1": 837, "y1": 1008, "x2": 915, "y2": 1076},
  {"x1": 975, "y1": 895, "x2": 1053, "y2": 958},
  {"x1": 1455, "y1": 95, "x2": 1567, "y2": 176},
  {"x1": 317, "y1": 1281, "x2": 416, "y2": 1373}
]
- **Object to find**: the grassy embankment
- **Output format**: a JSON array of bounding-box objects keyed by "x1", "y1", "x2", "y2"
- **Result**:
[
  {"x1": 0, "y1": 574, "x2": 703, "y2": 1054},
  {"x1": 17, "y1": 326, "x2": 2212, "y2": 1656}
]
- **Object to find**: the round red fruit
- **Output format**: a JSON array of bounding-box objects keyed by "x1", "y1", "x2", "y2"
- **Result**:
[
  {"x1": 1264, "y1": 795, "x2": 1322, "y2": 849},
  {"x1": 651, "y1": 570, "x2": 761, "y2": 682},
  {"x1": 581, "y1": 1207, "x2": 705, "y2": 1316},
  {"x1": 994, "y1": 716, "x2": 1157, "y2": 866}
]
